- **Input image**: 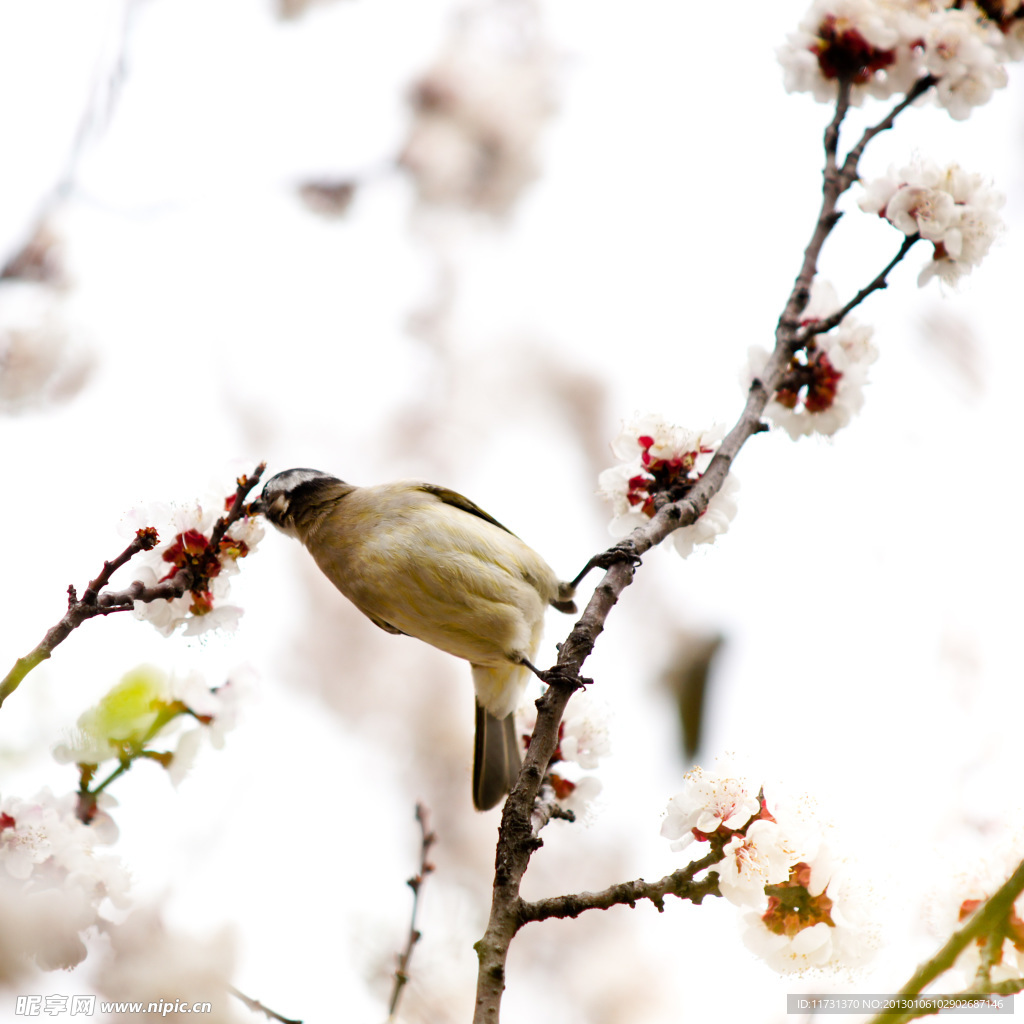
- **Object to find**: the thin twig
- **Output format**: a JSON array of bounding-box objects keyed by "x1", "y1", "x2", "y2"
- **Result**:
[
  {"x1": 799, "y1": 234, "x2": 921, "y2": 339},
  {"x1": 0, "y1": 464, "x2": 265, "y2": 709},
  {"x1": 229, "y1": 985, "x2": 302, "y2": 1024},
  {"x1": 519, "y1": 849, "x2": 723, "y2": 924},
  {"x1": 387, "y1": 803, "x2": 437, "y2": 1022},
  {"x1": 838, "y1": 75, "x2": 939, "y2": 192}
]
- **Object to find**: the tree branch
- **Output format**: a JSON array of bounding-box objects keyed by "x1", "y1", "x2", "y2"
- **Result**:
[
  {"x1": 777, "y1": 76, "x2": 852, "y2": 344},
  {"x1": 386, "y1": 803, "x2": 437, "y2": 1022},
  {"x1": 472, "y1": 79, "x2": 873, "y2": 1024},
  {"x1": 799, "y1": 234, "x2": 921, "y2": 340},
  {"x1": 474, "y1": 71, "x2": 952, "y2": 1024},
  {"x1": 0, "y1": 464, "x2": 265, "y2": 709},
  {"x1": 519, "y1": 849, "x2": 722, "y2": 925},
  {"x1": 228, "y1": 985, "x2": 302, "y2": 1024},
  {"x1": 838, "y1": 75, "x2": 939, "y2": 193}
]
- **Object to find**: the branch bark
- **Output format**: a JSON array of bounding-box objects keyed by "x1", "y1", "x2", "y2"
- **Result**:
[
  {"x1": 519, "y1": 849, "x2": 723, "y2": 924},
  {"x1": 800, "y1": 234, "x2": 921, "y2": 340}
]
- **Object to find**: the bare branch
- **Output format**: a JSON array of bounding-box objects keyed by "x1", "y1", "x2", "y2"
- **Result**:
[
  {"x1": 777, "y1": 76, "x2": 852, "y2": 343},
  {"x1": 386, "y1": 803, "x2": 437, "y2": 1023},
  {"x1": 228, "y1": 985, "x2": 302, "y2": 1024},
  {"x1": 519, "y1": 849, "x2": 723, "y2": 925},
  {"x1": 838, "y1": 75, "x2": 939, "y2": 193},
  {"x1": 799, "y1": 234, "x2": 921, "y2": 340}
]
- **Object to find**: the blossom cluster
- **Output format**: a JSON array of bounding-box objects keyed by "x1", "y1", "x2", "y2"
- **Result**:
[
  {"x1": 399, "y1": 7, "x2": 555, "y2": 217},
  {"x1": 598, "y1": 414, "x2": 739, "y2": 558},
  {"x1": 778, "y1": 0, "x2": 1020, "y2": 116},
  {"x1": 0, "y1": 661, "x2": 248, "y2": 1004},
  {"x1": 0, "y1": 791, "x2": 239, "y2": 1017},
  {"x1": 859, "y1": 159, "x2": 1004, "y2": 286},
  {"x1": 53, "y1": 665, "x2": 249, "y2": 789},
  {"x1": 121, "y1": 491, "x2": 264, "y2": 637},
  {"x1": 519, "y1": 689, "x2": 612, "y2": 819},
  {"x1": 0, "y1": 788, "x2": 128, "y2": 981},
  {"x1": 747, "y1": 281, "x2": 879, "y2": 438},
  {"x1": 662, "y1": 766, "x2": 874, "y2": 973}
]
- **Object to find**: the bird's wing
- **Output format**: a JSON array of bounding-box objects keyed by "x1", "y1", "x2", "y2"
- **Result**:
[
  {"x1": 363, "y1": 611, "x2": 407, "y2": 636},
  {"x1": 416, "y1": 483, "x2": 516, "y2": 536}
]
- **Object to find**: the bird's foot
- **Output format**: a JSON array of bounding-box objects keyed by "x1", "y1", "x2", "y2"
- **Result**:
[
  {"x1": 518, "y1": 657, "x2": 590, "y2": 692},
  {"x1": 542, "y1": 667, "x2": 592, "y2": 693},
  {"x1": 570, "y1": 541, "x2": 642, "y2": 588}
]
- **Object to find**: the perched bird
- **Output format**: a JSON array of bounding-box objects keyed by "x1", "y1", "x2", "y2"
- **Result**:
[{"x1": 252, "y1": 469, "x2": 577, "y2": 810}]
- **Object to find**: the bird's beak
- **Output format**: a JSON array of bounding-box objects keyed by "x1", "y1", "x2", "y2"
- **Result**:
[{"x1": 247, "y1": 494, "x2": 266, "y2": 517}]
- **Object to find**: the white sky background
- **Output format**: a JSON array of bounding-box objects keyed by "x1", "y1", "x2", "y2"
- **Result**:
[{"x1": 1, "y1": 0, "x2": 1024, "y2": 1021}]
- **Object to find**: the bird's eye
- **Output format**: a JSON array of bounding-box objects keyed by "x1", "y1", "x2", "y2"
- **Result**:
[{"x1": 268, "y1": 494, "x2": 291, "y2": 522}]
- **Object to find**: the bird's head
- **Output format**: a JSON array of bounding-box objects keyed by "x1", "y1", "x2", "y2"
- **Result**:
[{"x1": 251, "y1": 468, "x2": 344, "y2": 536}]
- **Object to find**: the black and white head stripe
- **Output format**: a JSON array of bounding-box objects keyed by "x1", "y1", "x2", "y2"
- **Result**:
[
  {"x1": 261, "y1": 468, "x2": 338, "y2": 500},
  {"x1": 257, "y1": 468, "x2": 344, "y2": 527}
]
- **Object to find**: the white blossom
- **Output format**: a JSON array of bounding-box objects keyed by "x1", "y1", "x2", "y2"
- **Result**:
[
  {"x1": 559, "y1": 691, "x2": 612, "y2": 771},
  {"x1": 0, "y1": 789, "x2": 129, "y2": 978},
  {"x1": 924, "y1": 7, "x2": 1009, "y2": 119},
  {"x1": 598, "y1": 415, "x2": 738, "y2": 558},
  {"x1": 662, "y1": 767, "x2": 875, "y2": 973},
  {"x1": 718, "y1": 820, "x2": 795, "y2": 907},
  {"x1": 779, "y1": 0, "x2": 1016, "y2": 116},
  {"x1": 174, "y1": 666, "x2": 252, "y2": 750},
  {"x1": 741, "y1": 861, "x2": 876, "y2": 973},
  {"x1": 778, "y1": 0, "x2": 927, "y2": 105},
  {"x1": 559, "y1": 775, "x2": 603, "y2": 821},
  {"x1": 885, "y1": 184, "x2": 958, "y2": 241},
  {"x1": 661, "y1": 765, "x2": 762, "y2": 853},
  {"x1": 859, "y1": 160, "x2": 1004, "y2": 286},
  {"x1": 165, "y1": 667, "x2": 254, "y2": 785}
]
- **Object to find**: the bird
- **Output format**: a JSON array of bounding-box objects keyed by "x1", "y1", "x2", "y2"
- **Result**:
[{"x1": 251, "y1": 468, "x2": 577, "y2": 810}]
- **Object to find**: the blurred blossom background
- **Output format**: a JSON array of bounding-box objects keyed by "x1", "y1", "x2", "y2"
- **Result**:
[{"x1": 2, "y1": 0, "x2": 1024, "y2": 1020}]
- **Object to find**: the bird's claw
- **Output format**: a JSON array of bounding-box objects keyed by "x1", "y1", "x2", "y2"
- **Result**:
[
  {"x1": 536, "y1": 667, "x2": 591, "y2": 693},
  {"x1": 570, "y1": 542, "x2": 642, "y2": 588}
]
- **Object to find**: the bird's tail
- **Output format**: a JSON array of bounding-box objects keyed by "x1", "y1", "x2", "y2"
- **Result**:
[{"x1": 473, "y1": 700, "x2": 522, "y2": 811}]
